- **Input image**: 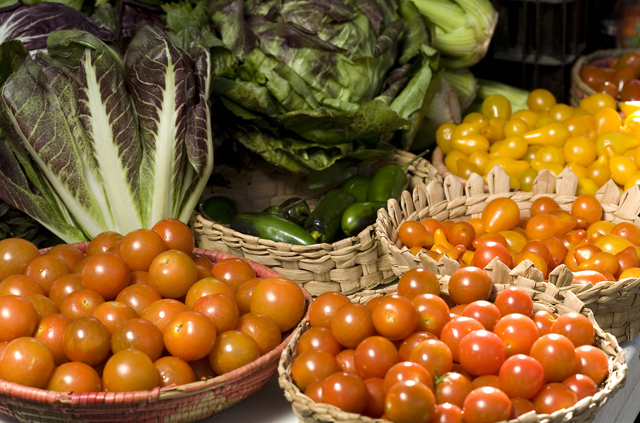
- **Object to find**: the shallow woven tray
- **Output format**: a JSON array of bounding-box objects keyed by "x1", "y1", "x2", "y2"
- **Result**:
[
  {"x1": 191, "y1": 149, "x2": 442, "y2": 297},
  {"x1": 0, "y1": 243, "x2": 312, "y2": 423},
  {"x1": 570, "y1": 48, "x2": 639, "y2": 108},
  {"x1": 376, "y1": 166, "x2": 640, "y2": 342},
  {"x1": 277, "y1": 271, "x2": 627, "y2": 423}
]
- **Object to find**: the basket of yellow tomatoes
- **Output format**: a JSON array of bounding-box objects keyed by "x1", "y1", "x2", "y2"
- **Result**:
[
  {"x1": 0, "y1": 219, "x2": 311, "y2": 423},
  {"x1": 376, "y1": 170, "x2": 640, "y2": 342},
  {"x1": 278, "y1": 264, "x2": 626, "y2": 423}
]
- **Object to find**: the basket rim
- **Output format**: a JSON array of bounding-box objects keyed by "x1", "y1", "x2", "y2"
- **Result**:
[
  {"x1": 277, "y1": 283, "x2": 627, "y2": 423},
  {"x1": 0, "y1": 244, "x2": 311, "y2": 409}
]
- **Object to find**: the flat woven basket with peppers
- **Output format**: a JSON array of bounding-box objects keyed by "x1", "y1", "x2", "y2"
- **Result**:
[
  {"x1": 376, "y1": 165, "x2": 640, "y2": 342},
  {"x1": 191, "y1": 150, "x2": 441, "y2": 296}
]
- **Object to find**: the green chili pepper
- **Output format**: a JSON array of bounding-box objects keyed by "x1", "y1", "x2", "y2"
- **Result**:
[
  {"x1": 341, "y1": 201, "x2": 387, "y2": 237},
  {"x1": 201, "y1": 196, "x2": 239, "y2": 225},
  {"x1": 304, "y1": 189, "x2": 356, "y2": 243},
  {"x1": 366, "y1": 150, "x2": 430, "y2": 202},
  {"x1": 230, "y1": 213, "x2": 316, "y2": 245},
  {"x1": 340, "y1": 175, "x2": 371, "y2": 202},
  {"x1": 279, "y1": 197, "x2": 311, "y2": 227}
]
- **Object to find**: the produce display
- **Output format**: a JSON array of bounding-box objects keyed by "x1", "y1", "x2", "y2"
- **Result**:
[
  {"x1": 396, "y1": 194, "x2": 640, "y2": 283},
  {"x1": 287, "y1": 267, "x2": 612, "y2": 423},
  {"x1": 580, "y1": 51, "x2": 640, "y2": 101},
  {"x1": 0, "y1": 218, "x2": 307, "y2": 392},
  {"x1": 436, "y1": 89, "x2": 640, "y2": 194}
]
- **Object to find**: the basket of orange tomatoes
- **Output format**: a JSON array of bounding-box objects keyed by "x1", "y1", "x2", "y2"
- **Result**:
[
  {"x1": 278, "y1": 264, "x2": 626, "y2": 423},
  {"x1": 0, "y1": 218, "x2": 310, "y2": 423},
  {"x1": 375, "y1": 169, "x2": 640, "y2": 342}
]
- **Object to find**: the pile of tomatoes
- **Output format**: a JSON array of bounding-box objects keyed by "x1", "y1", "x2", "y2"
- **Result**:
[
  {"x1": 397, "y1": 194, "x2": 640, "y2": 284},
  {"x1": 580, "y1": 51, "x2": 640, "y2": 102},
  {"x1": 0, "y1": 218, "x2": 306, "y2": 393},
  {"x1": 289, "y1": 266, "x2": 610, "y2": 423}
]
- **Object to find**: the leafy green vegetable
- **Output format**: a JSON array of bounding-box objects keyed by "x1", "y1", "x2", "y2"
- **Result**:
[{"x1": 0, "y1": 26, "x2": 213, "y2": 243}]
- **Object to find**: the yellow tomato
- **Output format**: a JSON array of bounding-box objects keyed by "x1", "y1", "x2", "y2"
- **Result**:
[
  {"x1": 563, "y1": 136, "x2": 596, "y2": 167},
  {"x1": 579, "y1": 93, "x2": 617, "y2": 115}
]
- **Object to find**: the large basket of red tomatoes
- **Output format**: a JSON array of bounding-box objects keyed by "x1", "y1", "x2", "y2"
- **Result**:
[
  {"x1": 0, "y1": 219, "x2": 311, "y2": 423},
  {"x1": 277, "y1": 265, "x2": 626, "y2": 423},
  {"x1": 571, "y1": 48, "x2": 640, "y2": 108},
  {"x1": 375, "y1": 172, "x2": 640, "y2": 342}
]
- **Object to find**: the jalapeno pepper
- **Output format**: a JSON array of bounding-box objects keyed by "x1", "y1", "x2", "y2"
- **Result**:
[
  {"x1": 201, "y1": 196, "x2": 239, "y2": 225},
  {"x1": 230, "y1": 213, "x2": 316, "y2": 245},
  {"x1": 341, "y1": 201, "x2": 387, "y2": 237},
  {"x1": 279, "y1": 197, "x2": 311, "y2": 227},
  {"x1": 366, "y1": 164, "x2": 407, "y2": 202},
  {"x1": 304, "y1": 189, "x2": 356, "y2": 243},
  {"x1": 340, "y1": 175, "x2": 371, "y2": 202}
]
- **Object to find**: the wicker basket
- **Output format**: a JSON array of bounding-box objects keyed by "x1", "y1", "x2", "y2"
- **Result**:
[
  {"x1": 277, "y1": 271, "x2": 627, "y2": 423},
  {"x1": 376, "y1": 166, "x2": 640, "y2": 342},
  {"x1": 570, "y1": 48, "x2": 639, "y2": 108},
  {"x1": 0, "y1": 244, "x2": 312, "y2": 423},
  {"x1": 191, "y1": 150, "x2": 442, "y2": 297}
]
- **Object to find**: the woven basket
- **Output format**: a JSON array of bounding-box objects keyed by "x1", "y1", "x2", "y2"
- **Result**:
[
  {"x1": 191, "y1": 149, "x2": 442, "y2": 297},
  {"x1": 376, "y1": 165, "x2": 640, "y2": 342},
  {"x1": 0, "y1": 243, "x2": 312, "y2": 423},
  {"x1": 570, "y1": 48, "x2": 639, "y2": 108},
  {"x1": 277, "y1": 271, "x2": 627, "y2": 423}
]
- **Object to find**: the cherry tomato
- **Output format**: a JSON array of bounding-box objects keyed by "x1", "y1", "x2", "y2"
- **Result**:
[
  {"x1": 24, "y1": 255, "x2": 70, "y2": 296},
  {"x1": 433, "y1": 403, "x2": 463, "y2": 423},
  {"x1": 550, "y1": 312, "x2": 595, "y2": 347},
  {"x1": 235, "y1": 277, "x2": 263, "y2": 315},
  {"x1": 297, "y1": 326, "x2": 343, "y2": 356},
  {"x1": 92, "y1": 301, "x2": 137, "y2": 334},
  {"x1": 510, "y1": 397, "x2": 536, "y2": 419},
  {"x1": 440, "y1": 317, "x2": 484, "y2": 362},
  {"x1": 110, "y1": 317, "x2": 164, "y2": 361},
  {"x1": 370, "y1": 295, "x2": 418, "y2": 341},
  {"x1": 408, "y1": 338, "x2": 453, "y2": 379},
  {"x1": 118, "y1": 229, "x2": 167, "y2": 272},
  {"x1": 493, "y1": 287, "x2": 533, "y2": 317},
  {"x1": 59, "y1": 288, "x2": 105, "y2": 320},
  {"x1": 0, "y1": 295, "x2": 38, "y2": 342},
  {"x1": 330, "y1": 303, "x2": 375, "y2": 349},
  {"x1": 534, "y1": 310, "x2": 558, "y2": 336},
  {"x1": 185, "y1": 277, "x2": 235, "y2": 309},
  {"x1": 462, "y1": 300, "x2": 501, "y2": 331},
  {"x1": 412, "y1": 294, "x2": 451, "y2": 337},
  {"x1": 62, "y1": 316, "x2": 110, "y2": 366},
  {"x1": 80, "y1": 253, "x2": 130, "y2": 300},
  {"x1": 397, "y1": 267, "x2": 440, "y2": 299},
  {"x1": 45, "y1": 244, "x2": 85, "y2": 275},
  {"x1": 472, "y1": 242, "x2": 512, "y2": 269},
  {"x1": 212, "y1": 257, "x2": 256, "y2": 292},
  {"x1": 493, "y1": 313, "x2": 539, "y2": 356},
  {"x1": 575, "y1": 345, "x2": 610, "y2": 384},
  {"x1": 447, "y1": 267, "x2": 492, "y2": 305},
  {"x1": 34, "y1": 313, "x2": 71, "y2": 366},
  {"x1": 362, "y1": 377, "x2": 386, "y2": 418},
  {"x1": 532, "y1": 382, "x2": 578, "y2": 414},
  {"x1": 384, "y1": 361, "x2": 434, "y2": 394},
  {"x1": 0, "y1": 337, "x2": 55, "y2": 388},
  {"x1": 462, "y1": 387, "x2": 512, "y2": 423},
  {"x1": 47, "y1": 361, "x2": 102, "y2": 392},
  {"x1": 335, "y1": 349, "x2": 357, "y2": 374},
  {"x1": 385, "y1": 380, "x2": 436, "y2": 423},
  {"x1": 115, "y1": 284, "x2": 162, "y2": 317},
  {"x1": 435, "y1": 372, "x2": 473, "y2": 408},
  {"x1": 250, "y1": 277, "x2": 306, "y2": 332},
  {"x1": 148, "y1": 250, "x2": 198, "y2": 299},
  {"x1": 530, "y1": 334, "x2": 577, "y2": 382},
  {"x1": 322, "y1": 372, "x2": 368, "y2": 414},
  {"x1": 458, "y1": 330, "x2": 505, "y2": 376},
  {"x1": 151, "y1": 218, "x2": 195, "y2": 255},
  {"x1": 154, "y1": 356, "x2": 196, "y2": 387},
  {"x1": 0, "y1": 238, "x2": 40, "y2": 280},
  {"x1": 48, "y1": 274, "x2": 84, "y2": 308},
  {"x1": 562, "y1": 373, "x2": 598, "y2": 400},
  {"x1": 86, "y1": 231, "x2": 123, "y2": 256},
  {"x1": 140, "y1": 298, "x2": 189, "y2": 332},
  {"x1": 354, "y1": 335, "x2": 399, "y2": 379},
  {"x1": 208, "y1": 330, "x2": 260, "y2": 374},
  {"x1": 304, "y1": 379, "x2": 324, "y2": 403},
  {"x1": 308, "y1": 291, "x2": 350, "y2": 329},
  {"x1": 163, "y1": 311, "x2": 217, "y2": 361},
  {"x1": 193, "y1": 293, "x2": 239, "y2": 335},
  {"x1": 235, "y1": 312, "x2": 282, "y2": 356},
  {"x1": 397, "y1": 331, "x2": 438, "y2": 361},
  {"x1": 0, "y1": 274, "x2": 45, "y2": 297},
  {"x1": 102, "y1": 349, "x2": 159, "y2": 392},
  {"x1": 291, "y1": 349, "x2": 340, "y2": 391},
  {"x1": 498, "y1": 354, "x2": 544, "y2": 399}
]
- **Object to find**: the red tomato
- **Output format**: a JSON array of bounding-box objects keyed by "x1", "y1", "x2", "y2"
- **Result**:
[
  {"x1": 0, "y1": 295, "x2": 38, "y2": 342},
  {"x1": 440, "y1": 317, "x2": 484, "y2": 362},
  {"x1": 385, "y1": 381, "x2": 436, "y2": 423},
  {"x1": 530, "y1": 334, "x2": 577, "y2": 382},
  {"x1": 550, "y1": 312, "x2": 595, "y2": 347},
  {"x1": 354, "y1": 336, "x2": 399, "y2": 379},
  {"x1": 458, "y1": 330, "x2": 505, "y2": 376},
  {"x1": 330, "y1": 303, "x2": 375, "y2": 349},
  {"x1": 562, "y1": 373, "x2": 598, "y2": 400},
  {"x1": 498, "y1": 354, "x2": 544, "y2": 399},
  {"x1": 472, "y1": 242, "x2": 512, "y2": 269},
  {"x1": 47, "y1": 361, "x2": 102, "y2": 392},
  {"x1": 163, "y1": 311, "x2": 217, "y2": 361},
  {"x1": 0, "y1": 337, "x2": 55, "y2": 388},
  {"x1": 575, "y1": 345, "x2": 610, "y2": 384},
  {"x1": 383, "y1": 361, "x2": 434, "y2": 394},
  {"x1": 0, "y1": 238, "x2": 40, "y2": 281},
  {"x1": 80, "y1": 253, "x2": 130, "y2": 300},
  {"x1": 533, "y1": 310, "x2": 558, "y2": 336},
  {"x1": 397, "y1": 267, "x2": 440, "y2": 299},
  {"x1": 154, "y1": 356, "x2": 196, "y2": 387},
  {"x1": 235, "y1": 313, "x2": 282, "y2": 356},
  {"x1": 362, "y1": 377, "x2": 386, "y2": 419},
  {"x1": 151, "y1": 218, "x2": 195, "y2": 255},
  {"x1": 102, "y1": 349, "x2": 159, "y2": 392},
  {"x1": 291, "y1": 350, "x2": 340, "y2": 391},
  {"x1": 308, "y1": 291, "x2": 350, "y2": 329},
  {"x1": 322, "y1": 372, "x2": 368, "y2": 414},
  {"x1": 462, "y1": 300, "x2": 501, "y2": 331},
  {"x1": 493, "y1": 286, "x2": 533, "y2": 317},
  {"x1": 462, "y1": 387, "x2": 512, "y2": 423},
  {"x1": 493, "y1": 313, "x2": 539, "y2": 356},
  {"x1": 435, "y1": 372, "x2": 473, "y2": 408},
  {"x1": 532, "y1": 382, "x2": 578, "y2": 414},
  {"x1": 412, "y1": 294, "x2": 451, "y2": 337},
  {"x1": 249, "y1": 277, "x2": 306, "y2": 332},
  {"x1": 370, "y1": 295, "x2": 418, "y2": 341},
  {"x1": 208, "y1": 330, "x2": 260, "y2": 374},
  {"x1": 408, "y1": 339, "x2": 454, "y2": 380},
  {"x1": 211, "y1": 257, "x2": 256, "y2": 292},
  {"x1": 447, "y1": 267, "x2": 492, "y2": 305}
]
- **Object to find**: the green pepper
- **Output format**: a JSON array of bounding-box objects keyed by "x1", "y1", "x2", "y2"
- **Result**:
[
  {"x1": 279, "y1": 197, "x2": 311, "y2": 227},
  {"x1": 366, "y1": 164, "x2": 407, "y2": 202},
  {"x1": 230, "y1": 212, "x2": 316, "y2": 245},
  {"x1": 263, "y1": 205, "x2": 281, "y2": 215},
  {"x1": 304, "y1": 189, "x2": 356, "y2": 243},
  {"x1": 201, "y1": 196, "x2": 239, "y2": 224},
  {"x1": 340, "y1": 175, "x2": 371, "y2": 202},
  {"x1": 341, "y1": 201, "x2": 387, "y2": 237}
]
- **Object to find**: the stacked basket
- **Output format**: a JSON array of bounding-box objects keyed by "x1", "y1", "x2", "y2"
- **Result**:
[
  {"x1": 278, "y1": 268, "x2": 627, "y2": 423},
  {"x1": 376, "y1": 165, "x2": 640, "y2": 342},
  {"x1": 0, "y1": 244, "x2": 312, "y2": 423},
  {"x1": 191, "y1": 150, "x2": 442, "y2": 297}
]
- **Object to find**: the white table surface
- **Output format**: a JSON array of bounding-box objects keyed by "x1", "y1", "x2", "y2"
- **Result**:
[{"x1": 0, "y1": 335, "x2": 638, "y2": 423}]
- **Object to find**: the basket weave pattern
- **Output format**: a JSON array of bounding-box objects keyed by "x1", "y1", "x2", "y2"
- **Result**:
[
  {"x1": 0, "y1": 245, "x2": 311, "y2": 423},
  {"x1": 192, "y1": 150, "x2": 442, "y2": 296},
  {"x1": 376, "y1": 166, "x2": 640, "y2": 342},
  {"x1": 278, "y1": 274, "x2": 627, "y2": 423}
]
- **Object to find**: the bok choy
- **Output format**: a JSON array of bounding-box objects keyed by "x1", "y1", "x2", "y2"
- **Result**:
[{"x1": 0, "y1": 26, "x2": 213, "y2": 243}]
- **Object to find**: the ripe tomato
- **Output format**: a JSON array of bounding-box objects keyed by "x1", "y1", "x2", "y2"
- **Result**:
[
  {"x1": 335, "y1": 349, "x2": 357, "y2": 374},
  {"x1": 532, "y1": 382, "x2": 578, "y2": 414},
  {"x1": 86, "y1": 231, "x2": 123, "y2": 256},
  {"x1": 118, "y1": 229, "x2": 167, "y2": 272},
  {"x1": 164, "y1": 311, "x2": 217, "y2": 361},
  {"x1": 80, "y1": 253, "x2": 130, "y2": 300},
  {"x1": 297, "y1": 327, "x2": 343, "y2": 356},
  {"x1": 140, "y1": 298, "x2": 188, "y2": 332},
  {"x1": 249, "y1": 277, "x2": 306, "y2": 332},
  {"x1": 0, "y1": 295, "x2": 38, "y2": 342},
  {"x1": 235, "y1": 313, "x2": 282, "y2": 356},
  {"x1": 192, "y1": 294, "x2": 239, "y2": 334},
  {"x1": 448, "y1": 221, "x2": 476, "y2": 249},
  {"x1": 562, "y1": 373, "x2": 598, "y2": 400},
  {"x1": 462, "y1": 300, "x2": 501, "y2": 331},
  {"x1": 304, "y1": 379, "x2": 324, "y2": 403},
  {"x1": 323, "y1": 372, "x2": 368, "y2": 414},
  {"x1": 47, "y1": 361, "x2": 102, "y2": 392},
  {"x1": 110, "y1": 317, "x2": 164, "y2": 361},
  {"x1": 510, "y1": 397, "x2": 536, "y2": 419},
  {"x1": 0, "y1": 337, "x2": 55, "y2": 388},
  {"x1": 45, "y1": 244, "x2": 85, "y2": 274},
  {"x1": 481, "y1": 198, "x2": 520, "y2": 233},
  {"x1": 308, "y1": 291, "x2": 350, "y2": 329},
  {"x1": 189, "y1": 357, "x2": 216, "y2": 381},
  {"x1": 498, "y1": 354, "x2": 544, "y2": 399},
  {"x1": 533, "y1": 310, "x2": 558, "y2": 336},
  {"x1": 148, "y1": 250, "x2": 198, "y2": 299},
  {"x1": 154, "y1": 356, "x2": 196, "y2": 387},
  {"x1": 530, "y1": 197, "x2": 560, "y2": 217},
  {"x1": 362, "y1": 377, "x2": 385, "y2": 419},
  {"x1": 62, "y1": 316, "x2": 110, "y2": 366},
  {"x1": 291, "y1": 349, "x2": 340, "y2": 391},
  {"x1": 0, "y1": 274, "x2": 45, "y2": 297},
  {"x1": 384, "y1": 361, "x2": 434, "y2": 394},
  {"x1": 458, "y1": 330, "x2": 505, "y2": 376},
  {"x1": 34, "y1": 313, "x2": 71, "y2": 366},
  {"x1": 473, "y1": 242, "x2": 512, "y2": 269},
  {"x1": 92, "y1": 301, "x2": 137, "y2": 334},
  {"x1": 25, "y1": 293, "x2": 58, "y2": 322},
  {"x1": 129, "y1": 270, "x2": 150, "y2": 286},
  {"x1": 354, "y1": 335, "x2": 399, "y2": 379},
  {"x1": 462, "y1": 387, "x2": 511, "y2": 423},
  {"x1": 102, "y1": 349, "x2": 159, "y2": 392},
  {"x1": 433, "y1": 403, "x2": 463, "y2": 423},
  {"x1": 448, "y1": 267, "x2": 492, "y2": 305},
  {"x1": 493, "y1": 313, "x2": 539, "y2": 356},
  {"x1": 530, "y1": 333, "x2": 577, "y2": 382},
  {"x1": 59, "y1": 289, "x2": 105, "y2": 320},
  {"x1": 398, "y1": 221, "x2": 433, "y2": 248},
  {"x1": 550, "y1": 312, "x2": 595, "y2": 347},
  {"x1": 184, "y1": 277, "x2": 235, "y2": 309},
  {"x1": 235, "y1": 277, "x2": 263, "y2": 315},
  {"x1": 385, "y1": 380, "x2": 436, "y2": 423},
  {"x1": 330, "y1": 303, "x2": 375, "y2": 349},
  {"x1": 575, "y1": 345, "x2": 609, "y2": 384},
  {"x1": 0, "y1": 238, "x2": 40, "y2": 280},
  {"x1": 208, "y1": 330, "x2": 260, "y2": 374},
  {"x1": 435, "y1": 372, "x2": 473, "y2": 408},
  {"x1": 211, "y1": 257, "x2": 256, "y2": 292},
  {"x1": 493, "y1": 286, "x2": 533, "y2": 317},
  {"x1": 48, "y1": 274, "x2": 84, "y2": 308},
  {"x1": 440, "y1": 317, "x2": 484, "y2": 362},
  {"x1": 397, "y1": 267, "x2": 440, "y2": 299},
  {"x1": 151, "y1": 218, "x2": 195, "y2": 255},
  {"x1": 398, "y1": 331, "x2": 437, "y2": 361},
  {"x1": 471, "y1": 375, "x2": 500, "y2": 390},
  {"x1": 370, "y1": 294, "x2": 418, "y2": 341},
  {"x1": 409, "y1": 338, "x2": 453, "y2": 379},
  {"x1": 115, "y1": 284, "x2": 162, "y2": 317},
  {"x1": 412, "y1": 294, "x2": 451, "y2": 337},
  {"x1": 24, "y1": 255, "x2": 70, "y2": 295}
]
